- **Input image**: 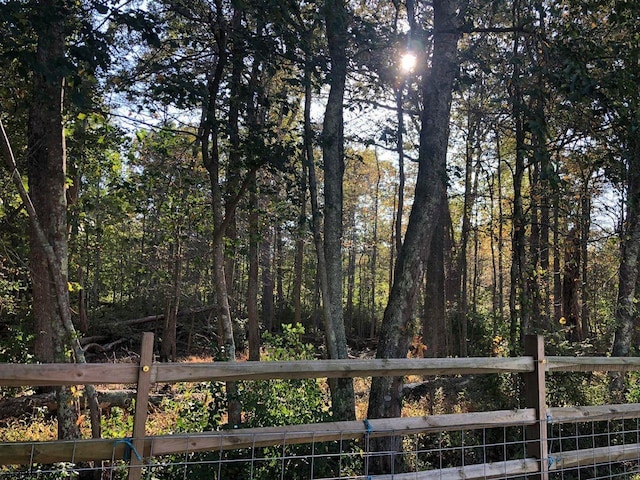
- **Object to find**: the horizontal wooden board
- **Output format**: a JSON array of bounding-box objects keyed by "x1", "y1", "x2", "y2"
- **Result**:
[
  {"x1": 549, "y1": 403, "x2": 640, "y2": 423},
  {"x1": 0, "y1": 363, "x2": 139, "y2": 386},
  {"x1": 550, "y1": 442, "x2": 640, "y2": 470},
  {"x1": 369, "y1": 458, "x2": 540, "y2": 480},
  {"x1": 8, "y1": 356, "x2": 640, "y2": 388},
  {"x1": 0, "y1": 357, "x2": 535, "y2": 387},
  {"x1": 0, "y1": 409, "x2": 535, "y2": 465},
  {"x1": 547, "y1": 356, "x2": 640, "y2": 372},
  {"x1": 148, "y1": 408, "x2": 537, "y2": 456},
  {"x1": 153, "y1": 357, "x2": 535, "y2": 383},
  {"x1": 5, "y1": 356, "x2": 640, "y2": 387}
]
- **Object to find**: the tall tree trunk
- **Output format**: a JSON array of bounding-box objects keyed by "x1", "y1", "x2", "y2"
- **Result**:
[
  {"x1": 367, "y1": 0, "x2": 462, "y2": 472},
  {"x1": 488, "y1": 163, "x2": 500, "y2": 334},
  {"x1": 27, "y1": 0, "x2": 81, "y2": 441},
  {"x1": 2, "y1": 4, "x2": 103, "y2": 452},
  {"x1": 260, "y1": 226, "x2": 275, "y2": 331},
  {"x1": 223, "y1": 7, "x2": 243, "y2": 320},
  {"x1": 293, "y1": 162, "x2": 307, "y2": 327},
  {"x1": 423, "y1": 196, "x2": 448, "y2": 358},
  {"x1": 532, "y1": 0, "x2": 551, "y2": 331},
  {"x1": 345, "y1": 199, "x2": 357, "y2": 335},
  {"x1": 275, "y1": 225, "x2": 285, "y2": 324},
  {"x1": 553, "y1": 178, "x2": 563, "y2": 322},
  {"x1": 495, "y1": 131, "x2": 506, "y2": 327},
  {"x1": 580, "y1": 179, "x2": 591, "y2": 337},
  {"x1": 528, "y1": 162, "x2": 542, "y2": 331},
  {"x1": 370, "y1": 152, "x2": 381, "y2": 339},
  {"x1": 508, "y1": 1, "x2": 529, "y2": 352},
  {"x1": 248, "y1": 171, "x2": 260, "y2": 360},
  {"x1": 562, "y1": 228, "x2": 582, "y2": 341},
  {"x1": 322, "y1": 0, "x2": 355, "y2": 422},
  {"x1": 611, "y1": 138, "x2": 640, "y2": 359},
  {"x1": 160, "y1": 239, "x2": 182, "y2": 362},
  {"x1": 457, "y1": 113, "x2": 475, "y2": 357},
  {"x1": 201, "y1": 8, "x2": 241, "y2": 427},
  {"x1": 303, "y1": 53, "x2": 330, "y2": 341},
  {"x1": 395, "y1": 85, "x2": 406, "y2": 255}
]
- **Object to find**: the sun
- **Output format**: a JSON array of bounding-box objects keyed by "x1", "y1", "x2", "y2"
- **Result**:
[{"x1": 400, "y1": 52, "x2": 417, "y2": 73}]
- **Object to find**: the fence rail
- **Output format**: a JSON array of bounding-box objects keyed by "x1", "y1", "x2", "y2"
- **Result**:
[
  {"x1": 4, "y1": 356, "x2": 640, "y2": 387},
  {"x1": 1, "y1": 334, "x2": 640, "y2": 480}
]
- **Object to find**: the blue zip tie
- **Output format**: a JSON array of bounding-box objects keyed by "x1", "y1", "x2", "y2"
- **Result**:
[
  {"x1": 363, "y1": 419, "x2": 373, "y2": 434},
  {"x1": 115, "y1": 437, "x2": 142, "y2": 461},
  {"x1": 546, "y1": 413, "x2": 553, "y2": 423},
  {"x1": 548, "y1": 455, "x2": 559, "y2": 468}
]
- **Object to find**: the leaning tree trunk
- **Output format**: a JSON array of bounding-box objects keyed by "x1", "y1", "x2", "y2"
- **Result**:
[
  {"x1": 611, "y1": 136, "x2": 640, "y2": 395},
  {"x1": 321, "y1": 0, "x2": 355, "y2": 422},
  {"x1": 367, "y1": 0, "x2": 462, "y2": 473},
  {"x1": 200, "y1": 14, "x2": 242, "y2": 427}
]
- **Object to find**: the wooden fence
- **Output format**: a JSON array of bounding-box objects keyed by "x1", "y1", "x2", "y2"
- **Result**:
[{"x1": 2, "y1": 333, "x2": 640, "y2": 480}]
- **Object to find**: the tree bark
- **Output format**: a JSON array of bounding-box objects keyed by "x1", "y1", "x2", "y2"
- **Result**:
[
  {"x1": 248, "y1": 171, "x2": 260, "y2": 360},
  {"x1": 457, "y1": 107, "x2": 477, "y2": 357},
  {"x1": 160, "y1": 238, "x2": 182, "y2": 362},
  {"x1": 293, "y1": 158, "x2": 307, "y2": 327},
  {"x1": 612, "y1": 138, "x2": 640, "y2": 358},
  {"x1": 200, "y1": 5, "x2": 241, "y2": 428},
  {"x1": 562, "y1": 228, "x2": 582, "y2": 341},
  {"x1": 423, "y1": 196, "x2": 448, "y2": 358},
  {"x1": 25, "y1": 0, "x2": 85, "y2": 441},
  {"x1": 223, "y1": 7, "x2": 243, "y2": 320},
  {"x1": 370, "y1": 152, "x2": 381, "y2": 339},
  {"x1": 508, "y1": 0, "x2": 529, "y2": 352},
  {"x1": 580, "y1": 180, "x2": 591, "y2": 337},
  {"x1": 260, "y1": 225, "x2": 275, "y2": 331},
  {"x1": 367, "y1": 0, "x2": 462, "y2": 472},
  {"x1": 322, "y1": 0, "x2": 355, "y2": 422}
]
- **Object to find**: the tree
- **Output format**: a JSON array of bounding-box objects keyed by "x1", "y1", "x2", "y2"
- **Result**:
[
  {"x1": 321, "y1": 0, "x2": 355, "y2": 421},
  {"x1": 367, "y1": 0, "x2": 464, "y2": 472}
]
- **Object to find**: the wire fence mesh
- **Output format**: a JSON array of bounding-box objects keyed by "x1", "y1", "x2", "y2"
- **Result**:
[{"x1": 3, "y1": 416, "x2": 638, "y2": 480}]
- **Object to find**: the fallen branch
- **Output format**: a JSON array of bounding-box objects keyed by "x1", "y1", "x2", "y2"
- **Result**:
[
  {"x1": 0, "y1": 389, "x2": 165, "y2": 419},
  {"x1": 122, "y1": 305, "x2": 216, "y2": 326},
  {"x1": 83, "y1": 338, "x2": 129, "y2": 353}
]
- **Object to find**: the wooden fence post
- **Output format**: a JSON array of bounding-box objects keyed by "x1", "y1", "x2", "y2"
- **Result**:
[
  {"x1": 128, "y1": 332, "x2": 154, "y2": 480},
  {"x1": 524, "y1": 334, "x2": 549, "y2": 480}
]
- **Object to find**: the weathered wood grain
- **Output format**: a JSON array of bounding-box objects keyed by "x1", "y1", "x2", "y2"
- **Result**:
[
  {"x1": 549, "y1": 443, "x2": 640, "y2": 470},
  {"x1": 370, "y1": 458, "x2": 540, "y2": 479},
  {"x1": 547, "y1": 356, "x2": 640, "y2": 372},
  {"x1": 0, "y1": 357, "x2": 535, "y2": 387},
  {"x1": 153, "y1": 357, "x2": 535, "y2": 383},
  {"x1": 549, "y1": 403, "x2": 640, "y2": 423},
  {"x1": 0, "y1": 364, "x2": 139, "y2": 386}
]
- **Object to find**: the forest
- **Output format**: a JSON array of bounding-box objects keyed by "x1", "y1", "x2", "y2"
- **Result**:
[{"x1": 1, "y1": 0, "x2": 640, "y2": 454}]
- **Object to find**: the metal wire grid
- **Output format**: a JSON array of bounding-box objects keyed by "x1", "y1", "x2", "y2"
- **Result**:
[
  {"x1": 1, "y1": 423, "x2": 538, "y2": 480},
  {"x1": 4, "y1": 418, "x2": 640, "y2": 479},
  {"x1": 548, "y1": 417, "x2": 640, "y2": 480}
]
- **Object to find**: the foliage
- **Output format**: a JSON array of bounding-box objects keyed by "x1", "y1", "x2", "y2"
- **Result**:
[
  {"x1": 240, "y1": 323, "x2": 330, "y2": 427},
  {"x1": 139, "y1": 324, "x2": 344, "y2": 479}
]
